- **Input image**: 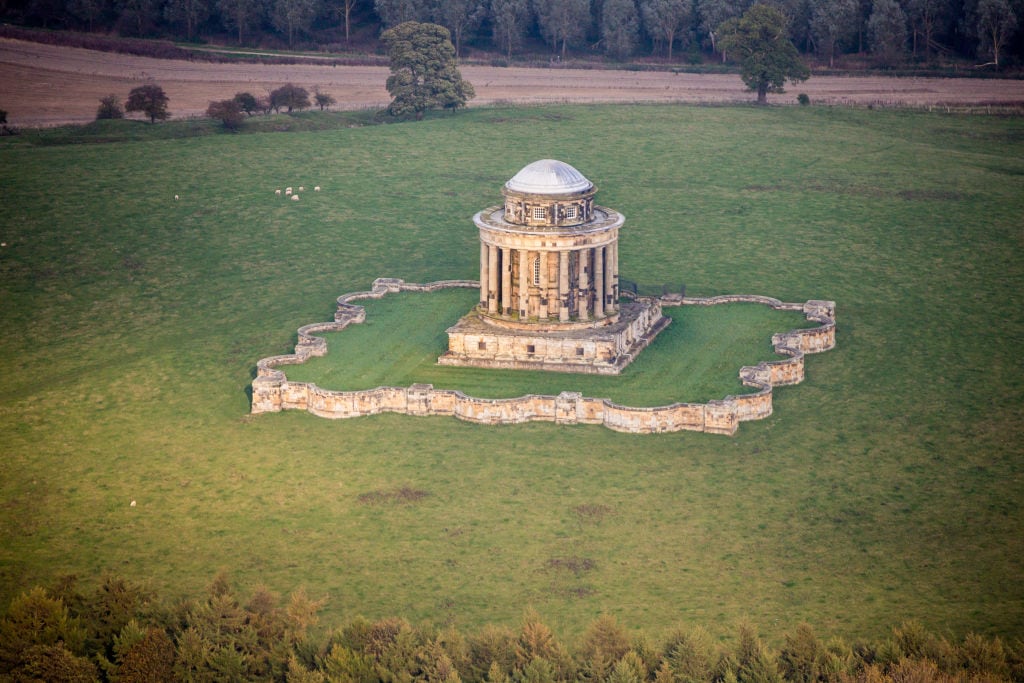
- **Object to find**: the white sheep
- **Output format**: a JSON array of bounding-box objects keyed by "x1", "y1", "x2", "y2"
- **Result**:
[
  {"x1": 291, "y1": 194, "x2": 300, "y2": 201},
  {"x1": 314, "y1": 186, "x2": 321, "y2": 192},
  {"x1": 275, "y1": 189, "x2": 282, "y2": 196},
  {"x1": 174, "y1": 194, "x2": 179, "y2": 200},
  {"x1": 130, "y1": 500, "x2": 137, "y2": 507}
]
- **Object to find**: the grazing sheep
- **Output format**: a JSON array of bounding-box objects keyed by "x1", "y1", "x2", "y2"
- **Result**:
[
  {"x1": 174, "y1": 194, "x2": 179, "y2": 200},
  {"x1": 130, "y1": 500, "x2": 137, "y2": 507},
  {"x1": 291, "y1": 194, "x2": 300, "y2": 201},
  {"x1": 314, "y1": 186, "x2": 321, "y2": 192},
  {"x1": 275, "y1": 189, "x2": 282, "y2": 195}
]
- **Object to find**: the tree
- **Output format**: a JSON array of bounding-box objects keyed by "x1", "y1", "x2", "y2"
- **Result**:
[
  {"x1": 491, "y1": 0, "x2": 531, "y2": 60},
  {"x1": 116, "y1": 0, "x2": 159, "y2": 34},
  {"x1": 96, "y1": 93, "x2": 124, "y2": 119},
  {"x1": 374, "y1": 0, "x2": 428, "y2": 27},
  {"x1": 602, "y1": 0, "x2": 641, "y2": 59},
  {"x1": 810, "y1": 0, "x2": 857, "y2": 67},
  {"x1": 68, "y1": 0, "x2": 109, "y2": 31},
  {"x1": 314, "y1": 90, "x2": 337, "y2": 110},
  {"x1": 330, "y1": 0, "x2": 358, "y2": 46},
  {"x1": 868, "y1": 0, "x2": 908, "y2": 65},
  {"x1": 432, "y1": 0, "x2": 487, "y2": 57},
  {"x1": 535, "y1": 0, "x2": 592, "y2": 58},
  {"x1": 233, "y1": 91, "x2": 260, "y2": 115},
  {"x1": 641, "y1": 0, "x2": 692, "y2": 59},
  {"x1": 697, "y1": 0, "x2": 750, "y2": 58},
  {"x1": 381, "y1": 21, "x2": 475, "y2": 119},
  {"x1": 164, "y1": 0, "x2": 210, "y2": 40},
  {"x1": 207, "y1": 98, "x2": 245, "y2": 128},
  {"x1": 905, "y1": 0, "x2": 951, "y2": 58},
  {"x1": 125, "y1": 84, "x2": 170, "y2": 122},
  {"x1": 717, "y1": 3, "x2": 809, "y2": 103},
  {"x1": 269, "y1": 83, "x2": 312, "y2": 112},
  {"x1": 975, "y1": 0, "x2": 1017, "y2": 65},
  {"x1": 272, "y1": 0, "x2": 319, "y2": 47},
  {"x1": 219, "y1": 0, "x2": 264, "y2": 43}
]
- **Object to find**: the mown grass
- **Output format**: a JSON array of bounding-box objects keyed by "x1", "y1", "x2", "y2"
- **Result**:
[
  {"x1": 284, "y1": 289, "x2": 810, "y2": 405},
  {"x1": 0, "y1": 104, "x2": 1021, "y2": 644}
]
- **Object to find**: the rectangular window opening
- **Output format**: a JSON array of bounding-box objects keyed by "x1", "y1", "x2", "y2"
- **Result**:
[
  {"x1": 526, "y1": 344, "x2": 536, "y2": 354},
  {"x1": 532, "y1": 207, "x2": 546, "y2": 220}
]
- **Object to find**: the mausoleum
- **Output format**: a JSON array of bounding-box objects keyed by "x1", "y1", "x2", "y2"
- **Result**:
[{"x1": 438, "y1": 159, "x2": 669, "y2": 374}]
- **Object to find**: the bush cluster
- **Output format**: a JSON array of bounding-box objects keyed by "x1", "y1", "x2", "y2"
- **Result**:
[{"x1": 1, "y1": 574, "x2": 1021, "y2": 682}]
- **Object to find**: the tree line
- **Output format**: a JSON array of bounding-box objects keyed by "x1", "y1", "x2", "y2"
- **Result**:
[
  {"x1": 1, "y1": 573, "x2": 1021, "y2": 682},
  {"x1": 2, "y1": 0, "x2": 1022, "y2": 69}
]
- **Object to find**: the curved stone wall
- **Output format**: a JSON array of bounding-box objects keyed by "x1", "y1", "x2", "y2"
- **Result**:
[{"x1": 251, "y1": 279, "x2": 836, "y2": 435}]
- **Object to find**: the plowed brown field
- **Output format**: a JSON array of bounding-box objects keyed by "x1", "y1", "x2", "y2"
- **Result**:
[{"x1": 3, "y1": 37, "x2": 1024, "y2": 126}]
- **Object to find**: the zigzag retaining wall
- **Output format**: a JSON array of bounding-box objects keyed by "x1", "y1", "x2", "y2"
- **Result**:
[{"x1": 251, "y1": 278, "x2": 836, "y2": 435}]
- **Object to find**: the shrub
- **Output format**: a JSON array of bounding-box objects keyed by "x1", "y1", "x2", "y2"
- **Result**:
[
  {"x1": 232, "y1": 92, "x2": 259, "y2": 116},
  {"x1": 96, "y1": 94, "x2": 124, "y2": 120},
  {"x1": 797, "y1": 93, "x2": 811, "y2": 105},
  {"x1": 206, "y1": 99, "x2": 244, "y2": 130},
  {"x1": 314, "y1": 90, "x2": 336, "y2": 111},
  {"x1": 269, "y1": 84, "x2": 311, "y2": 113},
  {"x1": 124, "y1": 84, "x2": 169, "y2": 123}
]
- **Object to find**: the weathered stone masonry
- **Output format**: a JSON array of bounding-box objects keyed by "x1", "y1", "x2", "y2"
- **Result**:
[{"x1": 250, "y1": 278, "x2": 836, "y2": 436}]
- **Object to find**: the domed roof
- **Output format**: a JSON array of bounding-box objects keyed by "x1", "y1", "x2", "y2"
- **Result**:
[{"x1": 504, "y1": 159, "x2": 593, "y2": 195}]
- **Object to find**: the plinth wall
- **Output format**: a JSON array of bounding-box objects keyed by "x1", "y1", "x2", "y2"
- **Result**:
[{"x1": 251, "y1": 279, "x2": 836, "y2": 436}]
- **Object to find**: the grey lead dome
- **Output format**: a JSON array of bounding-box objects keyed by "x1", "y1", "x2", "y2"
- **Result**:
[{"x1": 504, "y1": 159, "x2": 593, "y2": 195}]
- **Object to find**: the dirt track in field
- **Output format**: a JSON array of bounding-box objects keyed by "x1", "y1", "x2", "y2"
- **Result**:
[{"x1": 3, "y1": 37, "x2": 1024, "y2": 126}]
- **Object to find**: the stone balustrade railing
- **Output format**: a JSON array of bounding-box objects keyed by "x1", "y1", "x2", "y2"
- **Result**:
[{"x1": 252, "y1": 278, "x2": 836, "y2": 435}]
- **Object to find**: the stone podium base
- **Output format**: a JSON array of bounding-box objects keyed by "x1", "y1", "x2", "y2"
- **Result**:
[{"x1": 438, "y1": 300, "x2": 669, "y2": 375}]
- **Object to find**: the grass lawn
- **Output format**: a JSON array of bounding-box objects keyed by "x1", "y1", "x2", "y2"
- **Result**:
[
  {"x1": 283, "y1": 288, "x2": 812, "y2": 406},
  {"x1": 0, "y1": 104, "x2": 1021, "y2": 644}
]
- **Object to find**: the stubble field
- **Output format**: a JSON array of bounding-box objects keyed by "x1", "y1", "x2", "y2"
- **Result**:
[{"x1": 3, "y1": 37, "x2": 1024, "y2": 126}]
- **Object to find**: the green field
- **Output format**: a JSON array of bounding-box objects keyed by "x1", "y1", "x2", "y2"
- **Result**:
[{"x1": 0, "y1": 104, "x2": 1021, "y2": 644}]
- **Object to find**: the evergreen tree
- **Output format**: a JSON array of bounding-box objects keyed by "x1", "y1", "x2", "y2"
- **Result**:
[{"x1": 382, "y1": 21, "x2": 475, "y2": 118}]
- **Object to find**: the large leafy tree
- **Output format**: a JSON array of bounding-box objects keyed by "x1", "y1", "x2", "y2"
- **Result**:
[
  {"x1": 491, "y1": 0, "x2": 531, "y2": 59},
  {"x1": 535, "y1": 0, "x2": 592, "y2": 58},
  {"x1": 718, "y1": 3, "x2": 809, "y2": 103},
  {"x1": 382, "y1": 21, "x2": 475, "y2": 119},
  {"x1": 640, "y1": 0, "x2": 692, "y2": 59},
  {"x1": 124, "y1": 84, "x2": 170, "y2": 122},
  {"x1": 601, "y1": 0, "x2": 641, "y2": 59},
  {"x1": 810, "y1": 0, "x2": 857, "y2": 67}
]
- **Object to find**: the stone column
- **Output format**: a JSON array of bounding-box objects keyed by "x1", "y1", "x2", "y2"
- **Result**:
[
  {"x1": 479, "y1": 242, "x2": 489, "y2": 309},
  {"x1": 594, "y1": 246, "x2": 605, "y2": 319},
  {"x1": 538, "y1": 251, "x2": 548, "y2": 320},
  {"x1": 517, "y1": 249, "x2": 529, "y2": 318},
  {"x1": 558, "y1": 250, "x2": 570, "y2": 322},
  {"x1": 487, "y1": 244, "x2": 499, "y2": 314},
  {"x1": 610, "y1": 240, "x2": 618, "y2": 311},
  {"x1": 577, "y1": 249, "x2": 590, "y2": 321},
  {"x1": 500, "y1": 247, "x2": 512, "y2": 315}
]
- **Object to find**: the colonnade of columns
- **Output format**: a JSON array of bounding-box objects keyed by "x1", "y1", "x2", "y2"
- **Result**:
[{"x1": 479, "y1": 242, "x2": 618, "y2": 323}]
